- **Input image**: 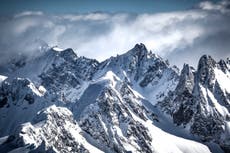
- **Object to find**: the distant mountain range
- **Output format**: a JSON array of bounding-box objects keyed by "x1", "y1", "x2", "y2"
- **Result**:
[{"x1": 0, "y1": 43, "x2": 229, "y2": 153}]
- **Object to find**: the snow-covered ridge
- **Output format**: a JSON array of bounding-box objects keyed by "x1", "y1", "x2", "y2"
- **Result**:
[
  {"x1": 1, "y1": 105, "x2": 103, "y2": 153},
  {"x1": 158, "y1": 54, "x2": 230, "y2": 152},
  {"x1": 0, "y1": 43, "x2": 229, "y2": 153}
]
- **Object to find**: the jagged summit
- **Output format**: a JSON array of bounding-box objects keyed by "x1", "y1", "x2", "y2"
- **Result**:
[
  {"x1": 175, "y1": 64, "x2": 195, "y2": 94},
  {"x1": 128, "y1": 43, "x2": 148, "y2": 56},
  {"x1": 218, "y1": 59, "x2": 228, "y2": 73},
  {"x1": 196, "y1": 54, "x2": 230, "y2": 90},
  {"x1": 158, "y1": 54, "x2": 230, "y2": 152},
  {"x1": 49, "y1": 47, "x2": 78, "y2": 61},
  {"x1": 134, "y1": 43, "x2": 146, "y2": 49},
  {"x1": 125, "y1": 43, "x2": 161, "y2": 61},
  {"x1": 198, "y1": 55, "x2": 217, "y2": 70}
]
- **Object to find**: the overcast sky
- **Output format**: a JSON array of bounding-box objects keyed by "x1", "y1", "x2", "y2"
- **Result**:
[
  {"x1": 0, "y1": 0, "x2": 229, "y2": 69},
  {"x1": 0, "y1": 0, "x2": 220, "y2": 14}
]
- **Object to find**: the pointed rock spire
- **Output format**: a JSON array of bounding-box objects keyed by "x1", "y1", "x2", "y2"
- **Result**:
[
  {"x1": 176, "y1": 64, "x2": 195, "y2": 94},
  {"x1": 129, "y1": 43, "x2": 148, "y2": 59},
  {"x1": 197, "y1": 55, "x2": 216, "y2": 88}
]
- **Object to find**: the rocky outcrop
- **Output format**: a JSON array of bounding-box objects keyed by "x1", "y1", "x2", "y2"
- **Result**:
[{"x1": 158, "y1": 55, "x2": 230, "y2": 152}]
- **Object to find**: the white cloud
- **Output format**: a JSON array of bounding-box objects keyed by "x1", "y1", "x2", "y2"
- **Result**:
[
  {"x1": 0, "y1": 0, "x2": 229, "y2": 68},
  {"x1": 62, "y1": 13, "x2": 110, "y2": 21},
  {"x1": 14, "y1": 11, "x2": 44, "y2": 18},
  {"x1": 199, "y1": 0, "x2": 230, "y2": 13}
]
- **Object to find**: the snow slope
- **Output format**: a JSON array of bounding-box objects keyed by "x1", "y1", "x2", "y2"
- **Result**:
[
  {"x1": 158, "y1": 55, "x2": 230, "y2": 152},
  {"x1": 76, "y1": 71, "x2": 210, "y2": 153}
]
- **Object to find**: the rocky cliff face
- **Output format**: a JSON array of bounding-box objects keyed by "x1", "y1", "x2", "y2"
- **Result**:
[
  {"x1": 0, "y1": 77, "x2": 52, "y2": 136},
  {"x1": 0, "y1": 105, "x2": 101, "y2": 153},
  {"x1": 158, "y1": 55, "x2": 230, "y2": 152}
]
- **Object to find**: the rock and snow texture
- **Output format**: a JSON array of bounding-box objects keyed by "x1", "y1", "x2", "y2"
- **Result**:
[
  {"x1": 77, "y1": 72, "x2": 211, "y2": 153},
  {"x1": 158, "y1": 55, "x2": 230, "y2": 152},
  {"x1": 0, "y1": 77, "x2": 53, "y2": 136},
  {"x1": 0, "y1": 75, "x2": 7, "y2": 84},
  {"x1": 0, "y1": 105, "x2": 102, "y2": 153},
  {"x1": 0, "y1": 43, "x2": 229, "y2": 153}
]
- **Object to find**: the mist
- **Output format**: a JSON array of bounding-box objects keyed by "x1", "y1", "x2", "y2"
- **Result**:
[{"x1": 0, "y1": 0, "x2": 229, "y2": 69}]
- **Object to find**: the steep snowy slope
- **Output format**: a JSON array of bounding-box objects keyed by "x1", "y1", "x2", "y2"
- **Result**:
[
  {"x1": 0, "y1": 105, "x2": 103, "y2": 153},
  {"x1": 158, "y1": 55, "x2": 230, "y2": 152},
  {"x1": 95, "y1": 43, "x2": 179, "y2": 105},
  {"x1": 0, "y1": 77, "x2": 51, "y2": 136},
  {"x1": 0, "y1": 47, "x2": 99, "y2": 103},
  {"x1": 76, "y1": 71, "x2": 211, "y2": 153},
  {"x1": 0, "y1": 70, "x2": 211, "y2": 153}
]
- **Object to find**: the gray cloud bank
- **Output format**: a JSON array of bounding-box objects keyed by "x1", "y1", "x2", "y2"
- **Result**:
[{"x1": 0, "y1": 0, "x2": 230, "y2": 69}]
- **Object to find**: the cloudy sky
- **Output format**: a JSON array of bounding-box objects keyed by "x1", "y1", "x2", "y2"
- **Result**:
[{"x1": 0, "y1": 0, "x2": 229, "y2": 68}]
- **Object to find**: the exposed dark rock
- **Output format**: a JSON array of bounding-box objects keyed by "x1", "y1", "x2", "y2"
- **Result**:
[{"x1": 0, "y1": 97, "x2": 7, "y2": 108}]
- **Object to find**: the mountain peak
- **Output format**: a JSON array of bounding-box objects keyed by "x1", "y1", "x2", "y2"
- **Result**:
[
  {"x1": 198, "y1": 55, "x2": 216, "y2": 70},
  {"x1": 197, "y1": 55, "x2": 217, "y2": 88},
  {"x1": 218, "y1": 59, "x2": 228, "y2": 73},
  {"x1": 134, "y1": 43, "x2": 147, "y2": 50},
  {"x1": 128, "y1": 43, "x2": 148, "y2": 57},
  {"x1": 175, "y1": 64, "x2": 195, "y2": 94},
  {"x1": 51, "y1": 47, "x2": 78, "y2": 62},
  {"x1": 227, "y1": 57, "x2": 230, "y2": 64}
]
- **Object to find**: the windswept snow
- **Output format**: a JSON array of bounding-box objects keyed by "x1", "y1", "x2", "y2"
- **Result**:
[
  {"x1": 214, "y1": 68, "x2": 230, "y2": 93},
  {"x1": 0, "y1": 75, "x2": 7, "y2": 84},
  {"x1": 52, "y1": 47, "x2": 64, "y2": 52},
  {"x1": 122, "y1": 96, "x2": 211, "y2": 153}
]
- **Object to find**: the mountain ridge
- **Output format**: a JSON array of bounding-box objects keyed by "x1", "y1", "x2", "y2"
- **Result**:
[{"x1": 0, "y1": 43, "x2": 229, "y2": 153}]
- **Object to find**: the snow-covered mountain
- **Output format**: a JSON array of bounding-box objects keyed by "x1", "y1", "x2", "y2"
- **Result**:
[
  {"x1": 0, "y1": 44, "x2": 229, "y2": 153},
  {"x1": 158, "y1": 55, "x2": 230, "y2": 152}
]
